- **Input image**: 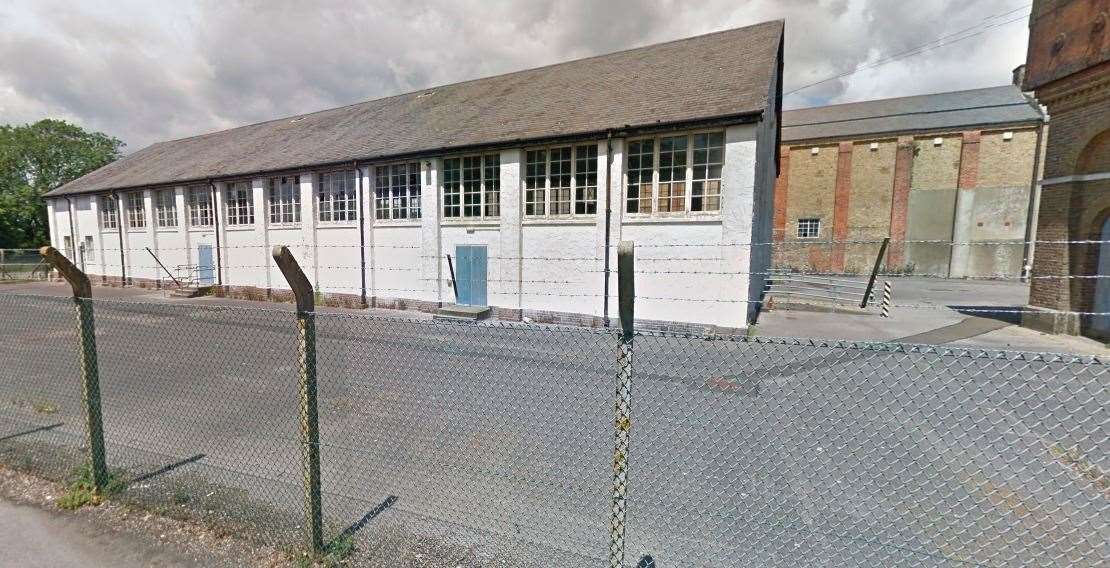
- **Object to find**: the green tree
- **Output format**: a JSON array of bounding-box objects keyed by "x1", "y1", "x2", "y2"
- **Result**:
[{"x1": 0, "y1": 119, "x2": 124, "y2": 248}]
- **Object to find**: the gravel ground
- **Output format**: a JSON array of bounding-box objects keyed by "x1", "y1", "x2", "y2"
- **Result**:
[{"x1": 0, "y1": 464, "x2": 289, "y2": 568}]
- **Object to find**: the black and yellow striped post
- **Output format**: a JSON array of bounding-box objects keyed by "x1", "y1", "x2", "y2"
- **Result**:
[
  {"x1": 39, "y1": 246, "x2": 109, "y2": 491},
  {"x1": 272, "y1": 245, "x2": 323, "y2": 554},
  {"x1": 610, "y1": 241, "x2": 635, "y2": 568}
]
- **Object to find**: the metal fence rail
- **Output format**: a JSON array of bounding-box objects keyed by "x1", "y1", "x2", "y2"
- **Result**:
[{"x1": 0, "y1": 250, "x2": 1106, "y2": 566}]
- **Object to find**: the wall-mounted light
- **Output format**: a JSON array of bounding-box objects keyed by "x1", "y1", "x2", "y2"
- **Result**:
[
  {"x1": 1002, "y1": 131, "x2": 1014, "y2": 141},
  {"x1": 933, "y1": 137, "x2": 944, "y2": 147},
  {"x1": 810, "y1": 147, "x2": 819, "y2": 155},
  {"x1": 869, "y1": 142, "x2": 879, "y2": 151}
]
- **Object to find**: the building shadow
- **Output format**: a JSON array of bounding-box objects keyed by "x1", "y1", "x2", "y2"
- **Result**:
[
  {"x1": 949, "y1": 305, "x2": 1023, "y2": 325},
  {"x1": 0, "y1": 422, "x2": 64, "y2": 442}
]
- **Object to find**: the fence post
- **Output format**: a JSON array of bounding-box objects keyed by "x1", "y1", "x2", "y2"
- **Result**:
[
  {"x1": 271, "y1": 245, "x2": 323, "y2": 554},
  {"x1": 610, "y1": 240, "x2": 634, "y2": 568},
  {"x1": 39, "y1": 246, "x2": 109, "y2": 491},
  {"x1": 881, "y1": 280, "x2": 893, "y2": 318}
]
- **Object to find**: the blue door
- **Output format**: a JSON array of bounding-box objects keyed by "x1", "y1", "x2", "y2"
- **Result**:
[
  {"x1": 197, "y1": 244, "x2": 214, "y2": 285},
  {"x1": 455, "y1": 245, "x2": 487, "y2": 306}
]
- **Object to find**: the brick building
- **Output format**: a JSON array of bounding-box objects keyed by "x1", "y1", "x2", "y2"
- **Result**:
[
  {"x1": 772, "y1": 84, "x2": 1046, "y2": 278},
  {"x1": 1022, "y1": 0, "x2": 1110, "y2": 339}
]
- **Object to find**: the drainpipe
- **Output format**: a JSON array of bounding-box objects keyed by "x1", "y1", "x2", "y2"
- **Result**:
[
  {"x1": 209, "y1": 180, "x2": 223, "y2": 285},
  {"x1": 112, "y1": 190, "x2": 126, "y2": 285},
  {"x1": 1021, "y1": 118, "x2": 1047, "y2": 281},
  {"x1": 602, "y1": 130, "x2": 614, "y2": 327},
  {"x1": 355, "y1": 160, "x2": 367, "y2": 306}
]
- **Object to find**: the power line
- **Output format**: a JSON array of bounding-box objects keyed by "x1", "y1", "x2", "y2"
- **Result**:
[{"x1": 785, "y1": 4, "x2": 1031, "y2": 97}]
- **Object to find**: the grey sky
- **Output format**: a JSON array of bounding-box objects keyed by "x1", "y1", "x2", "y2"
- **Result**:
[{"x1": 0, "y1": 0, "x2": 1031, "y2": 152}]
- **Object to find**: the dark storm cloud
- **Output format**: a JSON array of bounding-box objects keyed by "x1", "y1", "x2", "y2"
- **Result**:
[{"x1": 0, "y1": 0, "x2": 1030, "y2": 152}]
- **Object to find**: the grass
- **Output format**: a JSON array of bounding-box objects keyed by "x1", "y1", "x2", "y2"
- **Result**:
[
  {"x1": 56, "y1": 463, "x2": 126, "y2": 510},
  {"x1": 291, "y1": 533, "x2": 356, "y2": 568}
]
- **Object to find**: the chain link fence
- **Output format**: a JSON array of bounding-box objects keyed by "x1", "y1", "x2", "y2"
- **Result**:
[{"x1": 0, "y1": 292, "x2": 1106, "y2": 566}]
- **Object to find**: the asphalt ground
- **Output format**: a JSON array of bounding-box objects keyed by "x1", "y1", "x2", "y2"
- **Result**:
[{"x1": 0, "y1": 292, "x2": 1106, "y2": 566}]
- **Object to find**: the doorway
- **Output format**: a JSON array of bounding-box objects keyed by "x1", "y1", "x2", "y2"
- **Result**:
[
  {"x1": 454, "y1": 245, "x2": 488, "y2": 306},
  {"x1": 197, "y1": 244, "x2": 214, "y2": 285}
]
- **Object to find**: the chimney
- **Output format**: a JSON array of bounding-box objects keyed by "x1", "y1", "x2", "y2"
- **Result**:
[{"x1": 1012, "y1": 64, "x2": 1027, "y2": 88}]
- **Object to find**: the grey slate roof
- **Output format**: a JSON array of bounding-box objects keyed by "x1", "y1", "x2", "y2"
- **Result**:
[
  {"x1": 48, "y1": 20, "x2": 783, "y2": 197},
  {"x1": 781, "y1": 85, "x2": 1044, "y2": 143}
]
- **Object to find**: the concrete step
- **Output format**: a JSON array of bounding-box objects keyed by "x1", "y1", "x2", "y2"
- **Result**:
[
  {"x1": 169, "y1": 286, "x2": 208, "y2": 298},
  {"x1": 434, "y1": 304, "x2": 491, "y2": 321}
]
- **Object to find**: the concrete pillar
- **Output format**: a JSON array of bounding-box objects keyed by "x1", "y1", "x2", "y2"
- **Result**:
[
  {"x1": 722, "y1": 125, "x2": 759, "y2": 323},
  {"x1": 831, "y1": 141, "x2": 854, "y2": 272},
  {"x1": 498, "y1": 149, "x2": 523, "y2": 315},
  {"x1": 772, "y1": 145, "x2": 791, "y2": 241},
  {"x1": 174, "y1": 187, "x2": 189, "y2": 268},
  {"x1": 143, "y1": 189, "x2": 158, "y2": 281},
  {"x1": 298, "y1": 173, "x2": 318, "y2": 287},
  {"x1": 360, "y1": 166, "x2": 374, "y2": 305},
  {"x1": 950, "y1": 130, "x2": 981, "y2": 278},
  {"x1": 604, "y1": 138, "x2": 625, "y2": 322},
  {"x1": 419, "y1": 159, "x2": 441, "y2": 305},
  {"x1": 253, "y1": 178, "x2": 270, "y2": 290},
  {"x1": 887, "y1": 136, "x2": 914, "y2": 266},
  {"x1": 213, "y1": 182, "x2": 229, "y2": 284}
]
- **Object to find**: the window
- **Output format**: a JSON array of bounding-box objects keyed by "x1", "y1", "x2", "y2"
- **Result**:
[
  {"x1": 626, "y1": 139, "x2": 653, "y2": 213},
  {"x1": 443, "y1": 154, "x2": 499, "y2": 218},
  {"x1": 318, "y1": 170, "x2": 357, "y2": 223},
  {"x1": 525, "y1": 144, "x2": 598, "y2": 217},
  {"x1": 99, "y1": 196, "x2": 118, "y2": 230},
  {"x1": 83, "y1": 235, "x2": 95, "y2": 262},
  {"x1": 155, "y1": 189, "x2": 177, "y2": 228},
  {"x1": 375, "y1": 163, "x2": 421, "y2": 220},
  {"x1": 574, "y1": 145, "x2": 598, "y2": 215},
  {"x1": 125, "y1": 191, "x2": 146, "y2": 229},
  {"x1": 657, "y1": 136, "x2": 687, "y2": 212},
  {"x1": 797, "y1": 218, "x2": 821, "y2": 239},
  {"x1": 691, "y1": 132, "x2": 724, "y2": 212},
  {"x1": 225, "y1": 182, "x2": 254, "y2": 226},
  {"x1": 525, "y1": 150, "x2": 546, "y2": 216},
  {"x1": 626, "y1": 131, "x2": 725, "y2": 214},
  {"x1": 187, "y1": 186, "x2": 214, "y2": 227},
  {"x1": 268, "y1": 176, "x2": 301, "y2": 225}
]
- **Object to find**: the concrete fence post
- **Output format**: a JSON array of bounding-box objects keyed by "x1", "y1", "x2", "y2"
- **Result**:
[
  {"x1": 609, "y1": 240, "x2": 634, "y2": 568},
  {"x1": 39, "y1": 246, "x2": 109, "y2": 491},
  {"x1": 271, "y1": 245, "x2": 323, "y2": 554}
]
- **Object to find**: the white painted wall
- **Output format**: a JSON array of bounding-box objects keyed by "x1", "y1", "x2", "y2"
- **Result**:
[{"x1": 48, "y1": 123, "x2": 776, "y2": 329}]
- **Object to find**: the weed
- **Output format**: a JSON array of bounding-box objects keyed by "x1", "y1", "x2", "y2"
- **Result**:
[
  {"x1": 56, "y1": 463, "x2": 125, "y2": 510},
  {"x1": 290, "y1": 533, "x2": 356, "y2": 567}
]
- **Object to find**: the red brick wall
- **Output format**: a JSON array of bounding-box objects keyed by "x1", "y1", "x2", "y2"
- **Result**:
[
  {"x1": 957, "y1": 130, "x2": 981, "y2": 189},
  {"x1": 830, "y1": 141, "x2": 854, "y2": 271},
  {"x1": 887, "y1": 136, "x2": 914, "y2": 266}
]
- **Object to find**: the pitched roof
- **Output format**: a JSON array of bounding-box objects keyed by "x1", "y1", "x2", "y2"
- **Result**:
[
  {"x1": 781, "y1": 85, "x2": 1044, "y2": 143},
  {"x1": 48, "y1": 20, "x2": 783, "y2": 197}
]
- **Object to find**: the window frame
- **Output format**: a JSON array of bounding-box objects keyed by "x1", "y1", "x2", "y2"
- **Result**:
[
  {"x1": 98, "y1": 195, "x2": 118, "y2": 230},
  {"x1": 624, "y1": 129, "x2": 725, "y2": 217},
  {"x1": 316, "y1": 170, "x2": 358, "y2": 224},
  {"x1": 125, "y1": 191, "x2": 146, "y2": 230},
  {"x1": 82, "y1": 235, "x2": 95, "y2": 263},
  {"x1": 796, "y1": 217, "x2": 821, "y2": 239},
  {"x1": 224, "y1": 181, "x2": 255, "y2": 227},
  {"x1": 373, "y1": 162, "x2": 422, "y2": 221},
  {"x1": 187, "y1": 186, "x2": 214, "y2": 228},
  {"x1": 154, "y1": 189, "x2": 178, "y2": 229},
  {"x1": 442, "y1": 153, "x2": 500, "y2": 220},
  {"x1": 523, "y1": 143, "x2": 600, "y2": 218},
  {"x1": 267, "y1": 175, "x2": 301, "y2": 226}
]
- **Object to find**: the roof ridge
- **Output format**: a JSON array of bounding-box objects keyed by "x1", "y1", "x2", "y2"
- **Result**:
[
  {"x1": 147, "y1": 20, "x2": 785, "y2": 149},
  {"x1": 784, "y1": 84, "x2": 1022, "y2": 115}
]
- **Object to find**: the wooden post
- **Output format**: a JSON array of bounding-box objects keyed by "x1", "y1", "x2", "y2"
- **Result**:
[
  {"x1": 39, "y1": 246, "x2": 109, "y2": 491},
  {"x1": 609, "y1": 241, "x2": 634, "y2": 568},
  {"x1": 271, "y1": 245, "x2": 323, "y2": 554}
]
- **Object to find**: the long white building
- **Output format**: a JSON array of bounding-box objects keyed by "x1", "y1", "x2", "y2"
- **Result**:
[{"x1": 44, "y1": 21, "x2": 784, "y2": 332}]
